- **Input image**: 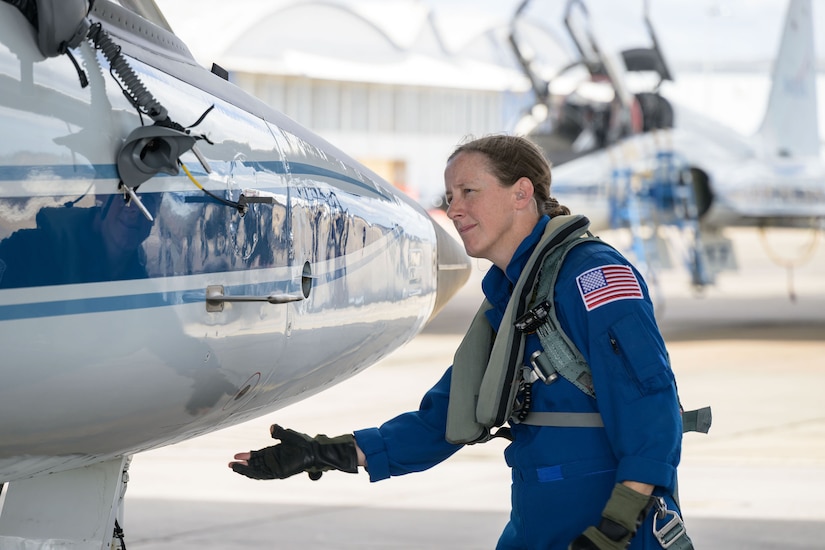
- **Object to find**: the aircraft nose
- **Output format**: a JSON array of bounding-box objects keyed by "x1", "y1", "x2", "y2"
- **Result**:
[{"x1": 429, "y1": 217, "x2": 472, "y2": 323}]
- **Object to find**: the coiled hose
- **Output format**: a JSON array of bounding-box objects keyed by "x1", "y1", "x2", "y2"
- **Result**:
[{"x1": 87, "y1": 21, "x2": 169, "y2": 124}]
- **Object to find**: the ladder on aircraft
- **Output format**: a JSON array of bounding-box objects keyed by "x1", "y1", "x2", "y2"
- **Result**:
[
  {"x1": 649, "y1": 148, "x2": 713, "y2": 289},
  {"x1": 607, "y1": 138, "x2": 714, "y2": 293}
]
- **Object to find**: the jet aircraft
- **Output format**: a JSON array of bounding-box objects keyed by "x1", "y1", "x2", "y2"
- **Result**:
[
  {"x1": 0, "y1": 0, "x2": 470, "y2": 548},
  {"x1": 510, "y1": 0, "x2": 675, "y2": 167},
  {"x1": 516, "y1": 0, "x2": 825, "y2": 294}
]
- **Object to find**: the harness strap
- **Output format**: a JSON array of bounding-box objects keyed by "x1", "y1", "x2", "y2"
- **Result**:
[
  {"x1": 680, "y1": 406, "x2": 712, "y2": 434},
  {"x1": 527, "y1": 236, "x2": 601, "y2": 399},
  {"x1": 519, "y1": 411, "x2": 605, "y2": 428},
  {"x1": 519, "y1": 408, "x2": 712, "y2": 433},
  {"x1": 445, "y1": 215, "x2": 591, "y2": 445}
]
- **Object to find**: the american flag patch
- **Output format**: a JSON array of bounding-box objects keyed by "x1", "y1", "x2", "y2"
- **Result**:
[{"x1": 576, "y1": 264, "x2": 643, "y2": 311}]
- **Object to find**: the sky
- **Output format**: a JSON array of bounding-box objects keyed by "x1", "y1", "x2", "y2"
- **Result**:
[
  {"x1": 154, "y1": 0, "x2": 822, "y2": 69},
  {"x1": 153, "y1": 1, "x2": 824, "y2": 70},
  {"x1": 419, "y1": 0, "x2": 822, "y2": 68}
]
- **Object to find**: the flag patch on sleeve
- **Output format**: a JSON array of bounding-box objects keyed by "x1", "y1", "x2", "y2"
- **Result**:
[{"x1": 576, "y1": 264, "x2": 643, "y2": 311}]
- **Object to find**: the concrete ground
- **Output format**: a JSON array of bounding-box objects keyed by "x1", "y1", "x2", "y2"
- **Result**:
[{"x1": 124, "y1": 227, "x2": 825, "y2": 549}]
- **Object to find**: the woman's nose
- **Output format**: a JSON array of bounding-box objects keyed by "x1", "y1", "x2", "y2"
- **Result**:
[{"x1": 446, "y1": 199, "x2": 460, "y2": 219}]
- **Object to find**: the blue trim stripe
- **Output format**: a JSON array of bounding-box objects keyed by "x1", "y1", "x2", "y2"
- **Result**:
[
  {"x1": 255, "y1": 161, "x2": 375, "y2": 191},
  {"x1": 0, "y1": 290, "x2": 177, "y2": 321},
  {"x1": 0, "y1": 161, "x2": 386, "y2": 198},
  {"x1": 0, "y1": 281, "x2": 296, "y2": 322},
  {"x1": 0, "y1": 164, "x2": 119, "y2": 181}
]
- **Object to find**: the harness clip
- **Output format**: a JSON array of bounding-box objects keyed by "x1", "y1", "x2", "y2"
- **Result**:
[
  {"x1": 514, "y1": 300, "x2": 552, "y2": 333},
  {"x1": 652, "y1": 497, "x2": 688, "y2": 549},
  {"x1": 529, "y1": 350, "x2": 559, "y2": 385}
]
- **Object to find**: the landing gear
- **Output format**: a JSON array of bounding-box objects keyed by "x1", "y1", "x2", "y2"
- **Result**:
[
  {"x1": 607, "y1": 141, "x2": 732, "y2": 299},
  {"x1": 0, "y1": 456, "x2": 131, "y2": 549}
]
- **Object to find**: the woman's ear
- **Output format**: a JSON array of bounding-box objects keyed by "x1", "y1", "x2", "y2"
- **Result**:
[{"x1": 513, "y1": 177, "x2": 534, "y2": 204}]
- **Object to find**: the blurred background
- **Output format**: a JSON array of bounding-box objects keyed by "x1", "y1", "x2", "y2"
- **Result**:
[{"x1": 126, "y1": 1, "x2": 824, "y2": 548}]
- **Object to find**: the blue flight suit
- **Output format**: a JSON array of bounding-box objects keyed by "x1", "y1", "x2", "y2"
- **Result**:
[{"x1": 354, "y1": 215, "x2": 683, "y2": 549}]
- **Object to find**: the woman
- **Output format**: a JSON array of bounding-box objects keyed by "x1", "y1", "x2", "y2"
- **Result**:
[{"x1": 229, "y1": 135, "x2": 689, "y2": 550}]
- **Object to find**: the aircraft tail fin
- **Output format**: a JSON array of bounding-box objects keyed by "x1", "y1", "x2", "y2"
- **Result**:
[{"x1": 757, "y1": 0, "x2": 819, "y2": 157}]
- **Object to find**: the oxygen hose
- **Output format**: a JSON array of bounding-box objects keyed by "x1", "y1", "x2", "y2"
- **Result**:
[
  {"x1": 20, "y1": 4, "x2": 232, "y2": 214},
  {"x1": 86, "y1": 21, "x2": 169, "y2": 125}
]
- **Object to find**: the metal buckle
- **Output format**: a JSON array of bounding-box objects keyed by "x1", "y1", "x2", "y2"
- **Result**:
[
  {"x1": 514, "y1": 300, "x2": 551, "y2": 333},
  {"x1": 652, "y1": 497, "x2": 687, "y2": 549},
  {"x1": 529, "y1": 350, "x2": 559, "y2": 385}
]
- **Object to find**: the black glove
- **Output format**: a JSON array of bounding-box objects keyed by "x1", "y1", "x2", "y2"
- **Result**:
[
  {"x1": 568, "y1": 483, "x2": 656, "y2": 550},
  {"x1": 231, "y1": 424, "x2": 359, "y2": 481}
]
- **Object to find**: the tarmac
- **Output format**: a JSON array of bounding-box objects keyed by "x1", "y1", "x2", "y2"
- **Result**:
[{"x1": 123, "y1": 227, "x2": 825, "y2": 549}]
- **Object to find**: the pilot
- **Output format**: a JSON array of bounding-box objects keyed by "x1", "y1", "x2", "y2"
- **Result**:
[{"x1": 229, "y1": 135, "x2": 692, "y2": 550}]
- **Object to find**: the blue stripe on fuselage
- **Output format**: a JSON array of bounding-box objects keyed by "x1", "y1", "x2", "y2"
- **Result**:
[
  {"x1": 0, "y1": 281, "x2": 290, "y2": 321},
  {"x1": 0, "y1": 164, "x2": 117, "y2": 181},
  {"x1": 0, "y1": 290, "x2": 174, "y2": 321},
  {"x1": 0, "y1": 161, "x2": 386, "y2": 198}
]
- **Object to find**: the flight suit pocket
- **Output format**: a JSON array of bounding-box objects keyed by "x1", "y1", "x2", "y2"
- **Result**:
[{"x1": 603, "y1": 313, "x2": 674, "y2": 400}]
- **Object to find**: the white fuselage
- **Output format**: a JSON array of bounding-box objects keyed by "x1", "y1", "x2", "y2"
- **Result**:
[{"x1": 0, "y1": 1, "x2": 468, "y2": 484}]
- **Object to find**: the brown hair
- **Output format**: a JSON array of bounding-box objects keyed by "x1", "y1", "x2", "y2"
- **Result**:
[{"x1": 448, "y1": 134, "x2": 570, "y2": 217}]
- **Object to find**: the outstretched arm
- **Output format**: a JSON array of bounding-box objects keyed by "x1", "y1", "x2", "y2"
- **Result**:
[
  {"x1": 230, "y1": 436, "x2": 367, "y2": 470},
  {"x1": 228, "y1": 424, "x2": 361, "y2": 481}
]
